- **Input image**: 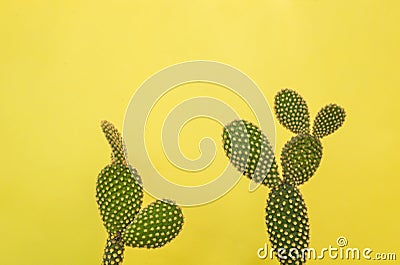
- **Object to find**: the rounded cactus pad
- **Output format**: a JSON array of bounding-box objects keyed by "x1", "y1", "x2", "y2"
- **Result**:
[
  {"x1": 281, "y1": 134, "x2": 322, "y2": 186},
  {"x1": 266, "y1": 183, "x2": 310, "y2": 265},
  {"x1": 313, "y1": 104, "x2": 346, "y2": 138},
  {"x1": 96, "y1": 163, "x2": 144, "y2": 235},
  {"x1": 102, "y1": 234, "x2": 125, "y2": 265},
  {"x1": 122, "y1": 200, "x2": 184, "y2": 249},
  {"x1": 101, "y1": 120, "x2": 126, "y2": 164},
  {"x1": 274, "y1": 89, "x2": 310, "y2": 134},
  {"x1": 222, "y1": 120, "x2": 281, "y2": 189}
]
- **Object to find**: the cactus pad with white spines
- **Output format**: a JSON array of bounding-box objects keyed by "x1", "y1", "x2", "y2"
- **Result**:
[
  {"x1": 222, "y1": 120, "x2": 281, "y2": 189},
  {"x1": 122, "y1": 200, "x2": 184, "y2": 249},
  {"x1": 274, "y1": 89, "x2": 310, "y2": 134},
  {"x1": 266, "y1": 183, "x2": 310, "y2": 265},
  {"x1": 96, "y1": 121, "x2": 185, "y2": 264},
  {"x1": 102, "y1": 234, "x2": 125, "y2": 265},
  {"x1": 313, "y1": 104, "x2": 346, "y2": 138},
  {"x1": 281, "y1": 134, "x2": 322, "y2": 186}
]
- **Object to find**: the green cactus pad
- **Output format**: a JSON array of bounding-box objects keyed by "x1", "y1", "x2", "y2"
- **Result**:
[
  {"x1": 96, "y1": 163, "x2": 144, "y2": 235},
  {"x1": 274, "y1": 89, "x2": 310, "y2": 134},
  {"x1": 313, "y1": 104, "x2": 346, "y2": 138},
  {"x1": 266, "y1": 183, "x2": 310, "y2": 265},
  {"x1": 102, "y1": 234, "x2": 125, "y2": 265},
  {"x1": 101, "y1": 120, "x2": 126, "y2": 164},
  {"x1": 122, "y1": 200, "x2": 184, "y2": 249},
  {"x1": 222, "y1": 120, "x2": 281, "y2": 189},
  {"x1": 281, "y1": 134, "x2": 322, "y2": 186}
]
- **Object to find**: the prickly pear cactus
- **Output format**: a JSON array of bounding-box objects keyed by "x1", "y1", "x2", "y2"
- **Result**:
[
  {"x1": 266, "y1": 183, "x2": 309, "y2": 265},
  {"x1": 280, "y1": 134, "x2": 322, "y2": 186},
  {"x1": 122, "y1": 200, "x2": 184, "y2": 249},
  {"x1": 96, "y1": 163, "x2": 143, "y2": 235},
  {"x1": 96, "y1": 121, "x2": 184, "y2": 265},
  {"x1": 312, "y1": 104, "x2": 346, "y2": 139},
  {"x1": 222, "y1": 89, "x2": 346, "y2": 265},
  {"x1": 274, "y1": 89, "x2": 310, "y2": 134},
  {"x1": 222, "y1": 120, "x2": 281, "y2": 188}
]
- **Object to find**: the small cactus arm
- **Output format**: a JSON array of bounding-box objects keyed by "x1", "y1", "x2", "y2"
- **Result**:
[
  {"x1": 96, "y1": 121, "x2": 184, "y2": 265},
  {"x1": 100, "y1": 120, "x2": 127, "y2": 164},
  {"x1": 221, "y1": 89, "x2": 346, "y2": 265}
]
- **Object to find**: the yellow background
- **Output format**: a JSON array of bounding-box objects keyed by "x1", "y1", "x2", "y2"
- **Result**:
[{"x1": 1, "y1": 1, "x2": 399, "y2": 264}]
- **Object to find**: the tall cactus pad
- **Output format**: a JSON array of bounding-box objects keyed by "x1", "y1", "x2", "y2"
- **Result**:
[
  {"x1": 96, "y1": 163, "x2": 144, "y2": 235},
  {"x1": 281, "y1": 134, "x2": 322, "y2": 186},
  {"x1": 122, "y1": 200, "x2": 184, "y2": 249},
  {"x1": 222, "y1": 120, "x2": 281, "y2": 189},
  {"x1": 102, "y1": 235, "x2": 125, "y2": 265},
  {"x1": 266, "y1": 184, "x2": 310, "y2": 265},
  {"x1": 313, "y1": 104, "x2": 346, "y2": 138},
  {"x1": 275, "y1": 89, "x2": 310, "y2": 134},
  {"x1": 101, "y1": 120, "x2": 126, "y2": 164}
]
